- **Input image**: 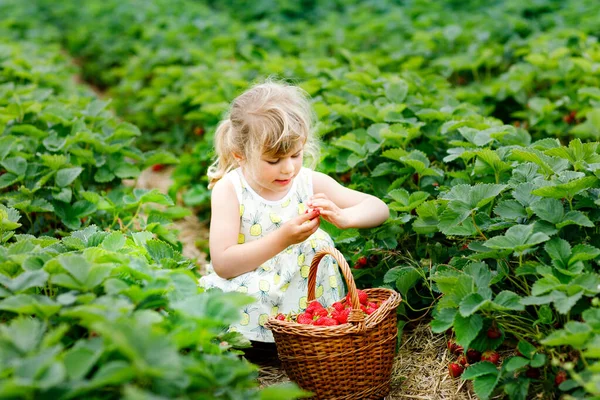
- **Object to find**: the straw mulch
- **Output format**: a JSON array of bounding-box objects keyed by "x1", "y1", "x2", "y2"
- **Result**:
[{"x1": 256, "y1": 321, "x2": 476, "y2": 399}]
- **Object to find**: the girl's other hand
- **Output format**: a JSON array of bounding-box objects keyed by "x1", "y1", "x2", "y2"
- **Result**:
[
  {"x1": 308, "y1": 193, "x2": 349, "y2": 229},
  {"x1": 280, "y1": 209, "x2": 321, "y2": 246}
]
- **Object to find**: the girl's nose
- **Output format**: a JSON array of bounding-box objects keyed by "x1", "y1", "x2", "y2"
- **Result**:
[{"x1": 281, "y1": 158, "x2": 294, "y2": 174}]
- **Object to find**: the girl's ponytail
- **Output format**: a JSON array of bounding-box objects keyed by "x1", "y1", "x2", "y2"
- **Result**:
[{"x1": 207, "y1": 119, "x2": 235, "y2": 189}]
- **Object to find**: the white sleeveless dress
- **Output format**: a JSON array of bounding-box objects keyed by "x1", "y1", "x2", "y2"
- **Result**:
[{"x1": 199, "y1": 167, "x2": 345, "y2": 342}]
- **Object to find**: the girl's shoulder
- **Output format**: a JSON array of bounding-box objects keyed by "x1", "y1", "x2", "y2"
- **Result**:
[{"x1": 212, "y1": 169, "x2": 242, "y2": 201}]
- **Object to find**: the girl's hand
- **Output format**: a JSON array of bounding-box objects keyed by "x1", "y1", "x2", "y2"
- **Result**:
[
  {"x1": 280, "y1": 209, "x2": 321, "y2": 246},
  {"x1": 308, "y1": 193, "x2": 350, "y2": 229}
]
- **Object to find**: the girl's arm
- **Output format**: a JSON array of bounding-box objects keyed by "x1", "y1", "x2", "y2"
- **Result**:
[
  {"x1": 310, "y1": 171, "x2": 389, "y2": 229},
  {"x1": 208, "y1": 178, "x2": 321, "y2": 279}
]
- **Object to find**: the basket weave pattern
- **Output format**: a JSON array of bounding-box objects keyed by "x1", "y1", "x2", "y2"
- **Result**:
[{"x1": 266, "y1": 247, "x2": 402, "y2": 400}]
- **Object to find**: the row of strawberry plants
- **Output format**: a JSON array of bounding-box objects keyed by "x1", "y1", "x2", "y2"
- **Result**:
[{"x1": 0, "y1": 23, "x2": 306, "y2": 400}]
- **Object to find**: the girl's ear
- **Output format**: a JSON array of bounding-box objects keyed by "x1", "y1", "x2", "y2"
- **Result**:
[{"x1": 232, "y1": 153, "x2": 245, "y2": 165}]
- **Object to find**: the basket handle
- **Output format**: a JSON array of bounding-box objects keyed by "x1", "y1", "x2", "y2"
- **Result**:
[{"x1": 307, "y1": 247, "x2": 366, "y2": 327}]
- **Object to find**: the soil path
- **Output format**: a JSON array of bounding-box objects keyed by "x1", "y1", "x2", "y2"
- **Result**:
[{"x1": 134, "y1": 166, "x2": 208, "y2": 267}]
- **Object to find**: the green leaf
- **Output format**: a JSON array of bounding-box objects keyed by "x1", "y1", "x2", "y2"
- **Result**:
[
  {"x1": 459, "y1": 293, "x2": 489, "y2": 317},
  {"x1": 494, "y1": 200, "x2": 527, "y2": 220},
  {"x1": 530, "y1": 353, "x2": 546, "y2": 368},
  {"x1": 541, "y1": 321, "x2": 592, "y2": 348},
  {"x1": 530, "y1": 198, "x2": 563, "y2": 224},
  {"x1": 145, "y1": 239, "x2": 175, "y2": 263},
  {"x1": 454, "y1": 313, "x2": 483, "y2": 351},
  {"x1": 492, "y1": 291, "x2": 525, "y2": 311},
  {"x1": 430, "y1": 307, "x2": 457, "y2": 333},
  {"x1": 1, "y1": 157, "x2": 27, "y2": 175},
  {"x1": 484, "y1": 224, "x2": 550, "y2": 254},
  {"x1": 259, "y1": 382, "x2": 313, "y2": 399},
  {"x1": 102, "y1": 232, "x2": 126, "y2": 251},
  {"x1": 473, "y1": 373, "x2": 500, "y2": 400},
  {"x1": 172, "y1": 291, "x2": 255, "y2": 326},
  {"x1": 462, "y1": 361, "x2": 499, "y2": 380},
  {"x1": 0, "y1": 294, "x2": 61, "y2": 317},
  {"x1": 0, "y1": 316, "x2": 45, "y2": 353},
  {"x1": 0, "y1": 270, "x2": 49, "y2": 293},
  {"x1": 56, "y1": 167, "x2": 83, "y2": 187},
  {"x1": 557, "y1": 211, "x2": 594, "y2": 229},
  {"x1": 532, "y1": 176, "x2": 597, "y2": 199},
  {"x1": 517, "y1": 340, "x2": 537, "y2": 359},
  {"x1": 384, "y1": 80, "x2": 409, "y2": 103},
  {"x1": 63, "y1": 338, "x2": 104, "y2": 380},
  {"x1": 504, "y1": 356, "x2": 530, "y2": 372}
]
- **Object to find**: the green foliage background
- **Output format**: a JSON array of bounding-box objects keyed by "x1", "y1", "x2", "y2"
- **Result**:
[{"x1": 2, "y1": 0, "x2": 600, "y2": 398}]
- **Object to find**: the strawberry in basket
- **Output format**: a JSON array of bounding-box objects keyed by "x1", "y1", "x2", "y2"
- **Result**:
[{"x1": 279, "y1": 289, "x2": 380, "y2": 326}]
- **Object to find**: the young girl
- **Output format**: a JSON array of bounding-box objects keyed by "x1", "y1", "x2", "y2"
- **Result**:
[{"x1": 199, "y1": 80, "x2": 389, "y2": 343}]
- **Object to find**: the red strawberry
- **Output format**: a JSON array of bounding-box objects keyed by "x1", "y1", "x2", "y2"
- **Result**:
[
  {"x1": 555, "y1": 370, "x2": 567, "y2": 386},
  {"x1": 447, "y1": 338, "x2": 458, "y2": 353},
  {"x1": 335, "y1": 308, "x2": 351, "y2": 324},
  {"x1": 306, "y1": 300, "x2": 325, "y2": 314},
  {"x1": 194, "y1": 126, "x2": 205, "y2": 136},
  {"x1": 297, "y1": 313, "x2": 313, "y2": 325},
  {"x1": 365, "y1": 307, "x2": 377, "y2": 315},
  {"x1": 276, "y1": 313, "x2": 286, "y2": 321},
  {"x1": 346, "y1": 289, "x2": 368, "y2": 305},
  {"x1": 487, "y1": 327, "x2": 502, "y2": 339},
  {"x1": 368, "y1": 301, "x2": 379, "y2": 309},
  {"x1": 331, "y1": 302, "x2": 345, "y2": 312},
  {"x1": 481, "y1": 350, "x2": 500, "y2": 365},
  {"x1": 457, "y1": 355, "x2": 469, "y2": 366},
  {"x1": 152, "y1": 164, "x2": 166, "y2": 172},
  {"x1": 354, "y1": 256, "x2": 367, "y2": 269},
  {"x1": 466, "y1": 349, "x2": 481, "y2": 363},
  {"x1": 314, "y1": 316, "x2": 338, "y2": 326},
  {"x1": 313, "y1": 307, "x2": 328, "y2": 318},
  {"x1": 448, "y1": 362, "x2": 464, "y2": 378},
  {"x1": 454, "y1": 344, "x2": 464, "y2": 355}
]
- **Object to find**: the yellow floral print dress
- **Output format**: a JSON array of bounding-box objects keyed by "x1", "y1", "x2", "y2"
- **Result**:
[{"x1": 199, "y1": 167, "x2": 345, "y2": 342}]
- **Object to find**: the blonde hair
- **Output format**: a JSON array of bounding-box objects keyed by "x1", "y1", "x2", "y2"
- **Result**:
[{"x1": 207, "y1": 80, "x2": 319, "y2": 189}]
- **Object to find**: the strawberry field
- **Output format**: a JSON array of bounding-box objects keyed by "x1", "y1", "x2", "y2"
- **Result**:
[{"x1": 2, "y1": 0, "x2": 600, "y2": 398}]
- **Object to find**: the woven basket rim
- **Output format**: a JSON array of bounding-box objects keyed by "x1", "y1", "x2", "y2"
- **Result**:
[{"x1": 266, "y1": 287, "x2": 402, "y2": 335}]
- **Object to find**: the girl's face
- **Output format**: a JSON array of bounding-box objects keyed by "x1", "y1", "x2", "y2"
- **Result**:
[{"x1": 245, "y1": 143, "x2": 304, "y2": 201}]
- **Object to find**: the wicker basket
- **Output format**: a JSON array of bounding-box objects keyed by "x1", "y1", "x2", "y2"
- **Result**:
[{"x1": 265, "y1": 247, "x2": 402, "y2": 400}]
